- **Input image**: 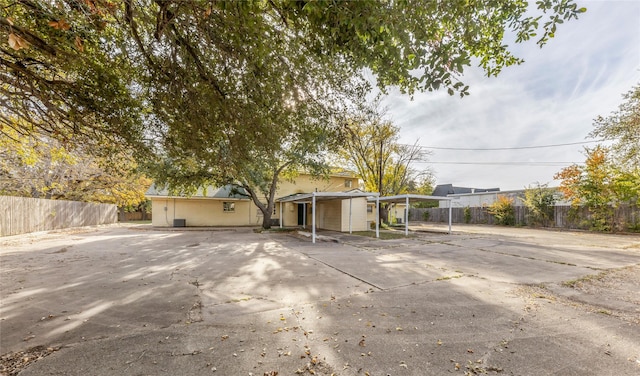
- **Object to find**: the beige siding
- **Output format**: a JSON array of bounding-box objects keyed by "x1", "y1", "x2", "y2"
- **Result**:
[
  {"x1": 151, "y1": 198, "x2": 253, "y2": 227},
  {"x1": 281, "y1": 201, "x2": 299, "y2": 227},
  {"x1": 340, "y1": 198, "x2": 368, "y2": 232},
  {"x1": 317, "y1": 200, "x2": 342, "y2": 231},
  {"x1": 277, "y1": 174, "x2": 356, "y2": 196}
]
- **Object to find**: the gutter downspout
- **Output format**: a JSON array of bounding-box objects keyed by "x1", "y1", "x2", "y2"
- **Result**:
[
  {"x1": 405, "y1": 196, "x2": 409, "y2": 236},
  {"x1": 349, "y1": 197, "x2": 352, "y2": 234},
  {"x1": 312, "y1": 193, "x2": 316, "y2": 244},
  {"x1": 375, "y1": 196, "x2": 380, "y2": 239}
]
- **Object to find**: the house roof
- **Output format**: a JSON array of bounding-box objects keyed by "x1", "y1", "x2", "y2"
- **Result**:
[
  {"x1": 431, "y1": 184, "x2": 500, "y2": 197},
  {"x1": 145, "y1": 184, "x2": 249, "y2": 200}
]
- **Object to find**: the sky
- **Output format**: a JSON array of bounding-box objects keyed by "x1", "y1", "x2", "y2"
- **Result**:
[{"x1": 380, "y1": 0, "x2": 640, "y2": 191}]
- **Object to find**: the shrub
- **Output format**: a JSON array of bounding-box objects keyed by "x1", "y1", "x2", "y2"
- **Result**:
[
  {"x1": 423, "y1": 211, "x2": 430, "y2": 221},
  {"x1": 488, "y1": 196, "x2": 515, "y2": 226},
  {"x1": 523, "y1": 183, "x2": 556, "y2": 227},
  {"x1": 463, "y1": 206, "x2": 472, "y2": 223}
]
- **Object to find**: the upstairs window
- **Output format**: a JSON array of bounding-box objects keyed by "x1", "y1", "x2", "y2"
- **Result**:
[{"x1": 345, "y1": 179, "x2": 353, "y2": 188}]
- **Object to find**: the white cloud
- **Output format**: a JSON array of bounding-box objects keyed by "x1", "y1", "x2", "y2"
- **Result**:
[{"x1": 383, "y1": 1, "x2": 640, "y2": 190}]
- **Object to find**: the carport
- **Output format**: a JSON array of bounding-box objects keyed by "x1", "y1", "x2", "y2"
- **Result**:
[
  {"x1": 277, "y1": 191, "x2": 380, "y2": 243},
  {"x1": 371, "y1": 194, "x2": 453, "y2": 236}
]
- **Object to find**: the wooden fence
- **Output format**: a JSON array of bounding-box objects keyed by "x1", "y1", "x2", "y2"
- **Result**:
[
  {"x1": 410, "y1": 204, "x2": 640, "y2": 232},
  {"x1": 0, "y1": 196, "x2": 118, "y2": 237},
  {"x1": 122, "y1": 211, "x2": 152, "y2": 221}
]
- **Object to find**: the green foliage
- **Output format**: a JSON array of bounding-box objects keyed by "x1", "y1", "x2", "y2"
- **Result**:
[
  {"x1": 2, "y1": 0, "x2": 585, "y2": 142},
  {"x1": 422, "y1": 211, "x2": 430, "y2": 222},
  {"x1": 590, "y1": 84, "x2": 640, "y2": 170},
  {"x1": 488, "y1": 196, "x2": 515, "y2": 226},
  {"x1": 464, "y1": 206, "x2": 472, "y2": 224},
  {"x1": 523, "y1": 183, "x2": 557, "y2": 226}
]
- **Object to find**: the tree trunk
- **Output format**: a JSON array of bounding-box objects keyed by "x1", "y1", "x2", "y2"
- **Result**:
[
  {"x1": 379, "y1": 203, "x2": 389, "y2": 224},
  {"x1": 261, "y1": 209, "x2": 272, "y2": 230}
]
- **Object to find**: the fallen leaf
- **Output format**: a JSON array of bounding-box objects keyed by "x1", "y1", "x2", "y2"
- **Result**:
[
  {"x1": 8, "y1": 33, "x2": 28, "y2": 50},
  {"x1": 49, "y1": 19, "x2": 71, "y2": 30},
  {"x1": 74, "y1": 36, "x2": 84, "y2": 52}
]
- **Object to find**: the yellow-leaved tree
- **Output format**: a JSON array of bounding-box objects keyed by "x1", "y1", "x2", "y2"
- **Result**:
[{"x1": 0, "y1": 128, "x2": 151, "y2": 212}]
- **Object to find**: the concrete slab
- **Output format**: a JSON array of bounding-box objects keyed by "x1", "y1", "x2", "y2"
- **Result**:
[{"x1": 1, "y1": 224, "x2": 639, "y2": 375}]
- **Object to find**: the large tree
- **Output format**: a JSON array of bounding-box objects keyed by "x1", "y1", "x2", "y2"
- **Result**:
[
  {"x1": 1, "y1": 1, "x2": 586, "y2": 228},
  {"x1": 556, "y1": 84, "x2": 640, "y2": 231},
  {"x1": 339, "y1": 105, "x2": 432, "y2": 223}
]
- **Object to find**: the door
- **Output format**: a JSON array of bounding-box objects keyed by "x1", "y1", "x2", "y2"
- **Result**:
[{"x1": 297, "y1": 204, "x2": 304, "y2": 226}]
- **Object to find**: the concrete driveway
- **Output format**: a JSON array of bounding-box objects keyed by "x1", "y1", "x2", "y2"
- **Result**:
[{"x1": 1, "y1": 224, "x2": 639, "y2": 375}]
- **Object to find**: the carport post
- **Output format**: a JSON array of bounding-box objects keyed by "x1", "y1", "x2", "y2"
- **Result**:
[
  {"x1": 349, "y1": 197, "x2": 353, "y2": 234},
  {"x1": 279, "y1": 202, "x2": 283, "y2": 228},
  {"x1": 303, "y1": 203, "x2": 306, "y2": 229},
  {"x1": 405, "y1": 196, "x2": 409, "y2": 236},
  {"x1": 312, "y1": 193, "x2": 316, "y2": 244},
  {"x1": 375, "y1": 196, "x2": 380, "y2": 238},
  {"x1": 448, "y1": 200, "x2": 452, "y2": 234}
]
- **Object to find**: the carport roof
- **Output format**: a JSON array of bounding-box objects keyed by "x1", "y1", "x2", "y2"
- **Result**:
[{"x1": 277, "y1": 190, "x2": 379, "y2": 203}]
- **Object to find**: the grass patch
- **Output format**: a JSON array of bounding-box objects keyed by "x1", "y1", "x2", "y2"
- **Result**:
[
  {"x1": 562, "y1": 271, "x2": 608, "y2": 288},
  {"x1": 436, "y1": 274, "x2": 463, "y2": 281}
]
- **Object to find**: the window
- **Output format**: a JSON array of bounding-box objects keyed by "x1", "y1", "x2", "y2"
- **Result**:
[
  {"x1": 367, "y1": 205, "x2": 373, "y2": 213},
  {"x1": 345, "y1": 179, "x2": 353, "y2": 188},
  {"x1": 223, "y1": 202, "x2": 235, "y2": 212}
]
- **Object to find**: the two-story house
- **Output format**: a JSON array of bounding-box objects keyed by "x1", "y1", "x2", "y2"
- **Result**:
[{"x1": 145, "y1": 171, "x2": 373, "y2": 231}]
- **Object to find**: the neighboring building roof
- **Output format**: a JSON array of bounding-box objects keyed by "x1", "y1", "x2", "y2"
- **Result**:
[
  {"x1": 145, "y1": 184, "x2": 249, "y2": 199},
  {"x1": 431, "y1": 184, "x2": 500, "y2": 197},
  {"x1": 371, "y1": 194, "x2": 453, "y2": 203}
]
